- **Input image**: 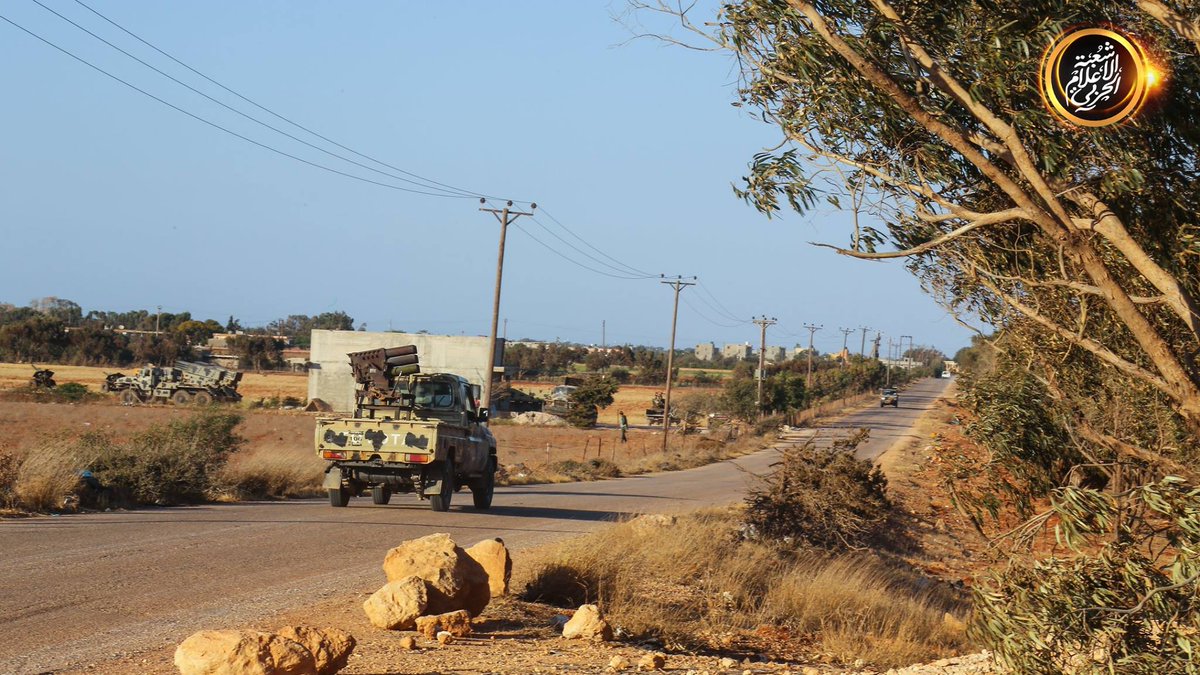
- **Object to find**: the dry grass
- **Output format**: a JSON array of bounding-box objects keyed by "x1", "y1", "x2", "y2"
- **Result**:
[
  {"x1": 0, "y1": 438, "x2": 86, "y2": 512},
  {"x1": 521, "y1": 508, "x2": 970, "y2": 668},
  {"x1": 216, "y1": 449, "x2": 325, "y2": 500}
]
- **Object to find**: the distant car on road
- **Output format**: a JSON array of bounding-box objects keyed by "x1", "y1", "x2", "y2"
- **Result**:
[
  {"x1": 880, "y1": 388, "x2": 899, "y2": 407},
  {"x1": 941, "y1": 370, "x2": 953, "y2": 379}
]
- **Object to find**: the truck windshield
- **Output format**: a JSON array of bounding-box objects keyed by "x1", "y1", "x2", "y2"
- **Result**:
[{"x1": 413, "y1": 381, "x2": 455, "y2": 409}]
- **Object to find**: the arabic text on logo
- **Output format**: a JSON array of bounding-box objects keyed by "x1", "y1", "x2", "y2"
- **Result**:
[{"x1": 1041, "y1": 27, "x2": 1156, "y2": 127}]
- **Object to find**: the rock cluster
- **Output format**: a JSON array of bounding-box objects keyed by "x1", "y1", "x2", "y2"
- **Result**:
[
  {"x1": 364, "y1": 533, "x2": 512, "y2": 634},
  {"x1": 174, "y1": 625, "x2": 355, "y2": 675}
]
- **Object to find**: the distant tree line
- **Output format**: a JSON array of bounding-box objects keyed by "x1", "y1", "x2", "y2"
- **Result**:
[{"x1": 0, "y1": 297, "x2": 354, "y2": 371}]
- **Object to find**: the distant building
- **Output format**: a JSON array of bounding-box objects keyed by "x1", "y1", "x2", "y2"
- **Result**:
[
  {"x1": 722, "y1": 343, "x2": 752, "y2": 360},
  {"x1": 763, "y1": 346, "x2": 787, "y2": 362},
  {"x1": 788, "y1": 345, "x2": 814, "y2": 360},
  {"x1": 695, "y1": 342, "x2": 717, "y2": 361}
]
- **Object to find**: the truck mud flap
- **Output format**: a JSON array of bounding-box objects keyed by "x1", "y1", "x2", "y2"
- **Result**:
[{"x1": 322, "y1": 466, "x2": 344, "y2": 490}]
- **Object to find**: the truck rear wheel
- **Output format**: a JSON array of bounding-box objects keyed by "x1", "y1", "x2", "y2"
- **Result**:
[
  {"x1": 329, "y1": 486, "x2": 350, "y2": 507},
  {"x1": 120, "y1": 389, "x2": 141, "y2": 405},
  {"x1": 371, "y1": 485, "x2": 392, "y2": 505},
  {"x1": 171, "y1": 390, "x2": 192, "y2": 405},
  {"x1": 192, "y1": 391, "x2": 213, "y2": 406},
  {"x1": 470, "y1": 458, "x2": 496, "y2": 510},
  {"x1": 430, "y1": 460, "x2": 454, "y2": 512}
]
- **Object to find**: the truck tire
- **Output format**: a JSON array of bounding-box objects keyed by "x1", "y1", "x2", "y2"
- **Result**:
[
  {"x1": 120, "y1": 389, "x2": 141, "y2": 405},
  {"x1": 329, "y1": 486, "x2": 350, "y2": 507},
  {"x1": 171, "y1": 390, "x2": 192, "y2": 405},
  {"x1": 470, "y1": 458, "x2": 496, "y2": 510},
  {"x1": 371, "y1": 485, "x2": 392, "y2": 505},
  {"x1": 192, "y1": 391, "x2": 213, "y2": 406},
  {"x1": 430, "y1": 459, "x2": 454, "y2": 512}
]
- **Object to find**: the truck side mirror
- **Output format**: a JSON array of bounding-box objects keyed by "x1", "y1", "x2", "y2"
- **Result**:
[{"x1": 477, "y1": 408, "x2": 489, "y2": 423}]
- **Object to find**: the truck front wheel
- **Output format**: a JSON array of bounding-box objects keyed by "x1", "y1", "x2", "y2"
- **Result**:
[
  {"x1": 470, "y1": 458, "x2": 496, "y2": 510},
  {"x1": 430, "y1": 460, "x2": 454, "y2": 512},
  {"x1": 329, "y1": 486, "x2": 350, "y2": 507},
  {"x1": 120, "y1": 389, "x2": 142, "y2": 405}
]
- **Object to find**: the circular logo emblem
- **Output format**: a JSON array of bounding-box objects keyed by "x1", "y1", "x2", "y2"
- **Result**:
[{"x1": 1041, "y1": 27, "x2": 1153, "y2": 127}]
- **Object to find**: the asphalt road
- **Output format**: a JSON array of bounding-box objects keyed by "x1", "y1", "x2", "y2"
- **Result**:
[{"x1": 0, "y1": 377, "x2": 948, "y2": 674}]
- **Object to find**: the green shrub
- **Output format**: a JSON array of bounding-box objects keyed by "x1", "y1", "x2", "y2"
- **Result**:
[
  {"x1": 88, "y1": 411, "x2": 243, "y2": 506},
  {"x1": 54, "y1": 382, "x2": 91, "y2": 401},
  {"x1": 566, "y1": 376, "x2": 619, "y2": 428},
  {"x1": 973, "y1": 478, "x2": 1200, "y2": 674}
]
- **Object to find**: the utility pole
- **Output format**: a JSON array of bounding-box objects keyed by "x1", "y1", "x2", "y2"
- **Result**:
[
  {"x1": 503, "y1": 318, "x2": 507, "y2": 341},
  {"x1": 872, "y1": 332, "x2": 882, "y2": 359},
  {"x1": 886, "y1": 338, "x2": 894, "y2": 385},
  {"x1": 479, "y1": 199, "x2": 535, "y2": 413},
  {"x1": 155, "y1": 305, "x2": 162, "y2": 335},
  {"x1": 602, "y1": 320, "x2": 606, "y2": 350},
  {"x1": 839, "y1": 327, "x2": 854, "y2": 367},
  {"x1": 901, "y1": 335, "x2": 913, "y2": 370},
  {"x1": 803, "y1": 323, "x2": 822, "y2": 388},
  {"x1": 753, "y1": 316, "x2": 778, "y2": 418},
  {"x1": 859, "y1": 326, "x2": 870, "y2": 358},
  {"x1": 660, "y1": 275, "x2": 696, "y2": 451}
]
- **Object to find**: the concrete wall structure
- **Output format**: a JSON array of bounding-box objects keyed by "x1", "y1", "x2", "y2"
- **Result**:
[
  {"x1": 694, "y1": 342, "x2": 717, "y2": 361},
  {"x1": 722, "y1": 343, "x2": 752, "y2": 360},
  {"x1": 308, "y1": 330, "x2": 504, "y2": 412},
  {"x1": 763, "y1": 346, "x2": 787, "y2": 363}
]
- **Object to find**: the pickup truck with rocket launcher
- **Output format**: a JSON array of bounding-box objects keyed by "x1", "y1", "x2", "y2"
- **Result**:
[{"x1": 315, "y1": 345, "x2": 497, "y2": 512}]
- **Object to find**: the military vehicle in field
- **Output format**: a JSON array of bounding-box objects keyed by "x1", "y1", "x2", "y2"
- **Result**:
[
  {"x1": 102, "y1": 360, "x2": 242, "y2": 405},
  {"x1": 30, "y1": 365, "x2": 56, "y2": 389},
  {"x1": 315, "y1": 345, "x2": 497, "y2": 512}
]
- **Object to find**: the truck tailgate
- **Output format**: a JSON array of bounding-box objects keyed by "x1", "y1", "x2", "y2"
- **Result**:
[{"x1": 315, "y1": 417, "x2": 438, "y2": 463}]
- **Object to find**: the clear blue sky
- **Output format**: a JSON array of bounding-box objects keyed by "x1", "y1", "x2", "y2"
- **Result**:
[{"x1": 0, "y1": 1, "x2": 974, "y2": 356}]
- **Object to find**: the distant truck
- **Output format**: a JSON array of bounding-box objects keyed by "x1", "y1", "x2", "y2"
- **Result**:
[
  {"x1": 315, "y1": 345, "x2": 497, "y2": 512},
  {"x1": 102, "y1": 360, "x2": 242, "y2": 405},
  {"x1": 880, "y1": 388, "x2": 900, "y2": 408}
]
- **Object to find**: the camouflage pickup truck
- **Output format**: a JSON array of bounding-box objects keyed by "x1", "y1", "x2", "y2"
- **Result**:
[{"x1": 316, "y1": 347, "x2": 496, "y2": 512}]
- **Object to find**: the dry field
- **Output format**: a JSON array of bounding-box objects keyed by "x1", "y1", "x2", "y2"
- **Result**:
[{"x1": 0, "y1": 361, "x2": 308, "y2": 401}]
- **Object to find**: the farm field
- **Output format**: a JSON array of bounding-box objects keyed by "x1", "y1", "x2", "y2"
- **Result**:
[{"x1": 0, "y1": 361, "x2": 308, "y2": 402}]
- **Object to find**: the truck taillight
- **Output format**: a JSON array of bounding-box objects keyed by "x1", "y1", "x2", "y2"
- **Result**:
[
  {"x1": 322, "y1": 451, "x2": 345, "y2": 460},
  {"x1": 404, "y1": 454, "x2": 431, "y2": 463}
]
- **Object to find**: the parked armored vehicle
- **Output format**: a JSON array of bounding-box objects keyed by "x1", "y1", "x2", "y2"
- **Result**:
[
  {"x1": 315, "y1": 345, "x2": 496, "y2": 512},
  {"x1": 102, "y1": 360, "x2": 242, "y2": 405}
]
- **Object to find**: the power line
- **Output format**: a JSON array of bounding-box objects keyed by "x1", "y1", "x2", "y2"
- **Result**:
[
  {"x1": 695, "y1": 282, "x2": 748, "y2": 323},
  {"x1": 537, "y1": 207, "x2": 655, "y2": 277},
  {"x1": 29, "y1": 0, "x2": 479, "y2": 200},
  {"x1": 66, "y1": 0, "x2": 525, "y2": 203},
  {"x1": 510, "y1": 223, "x2": 652, "y2": 280},
  {"x1": 680, "y1": 296, "x2": 745, "y2": 328},
  {"x1": 528, "y1": 215, "x2": 656, "y2": 279},
  {"x1": 0, "y1": 11, "x2": 478, "y2": 198}
]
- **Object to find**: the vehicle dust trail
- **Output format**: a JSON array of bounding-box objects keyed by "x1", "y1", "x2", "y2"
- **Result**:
[{"x1": 0, "y1": 378, "x2": 948, "y2": 675}]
